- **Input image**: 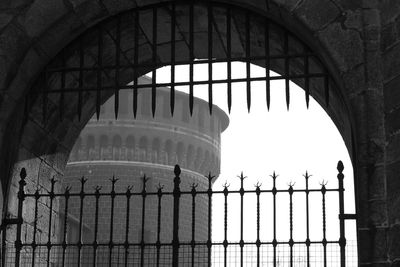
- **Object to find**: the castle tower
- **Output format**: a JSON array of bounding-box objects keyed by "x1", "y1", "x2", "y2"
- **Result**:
[{"x1": 61, "y1": 76, "x2": 229, "y2": 264}]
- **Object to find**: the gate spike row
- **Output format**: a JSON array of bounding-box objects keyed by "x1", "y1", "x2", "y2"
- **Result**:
[
  {"x1": 79, "y1": 176, "x2": 87, "y2": 185},
  {"x1": 93, "y1": 185, "x2": 102, "y2": 192},
  {"x1": 110, "y1": 175, "x2": 119, "y2": 184},
  {"x1": 270, "y1": 172, "x2": 278, "y2": 180},
  {"x1": 237, "y1": 172, "x2": 247, "y2": 181},
  {"x1": 303, "y1": 171, "x2": 312, "y2": 179},
  {"x1": 157, "y1": 183, "x2": 164, "y2": 191}
]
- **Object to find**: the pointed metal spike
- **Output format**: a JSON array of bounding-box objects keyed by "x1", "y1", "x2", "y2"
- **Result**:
[
  {"x1": 208, "y1": 84, "x2": 213, "y2": 115},
  {"x1": 114, "y1": 91, "x2": 119, "y2": 120},
  {"x1": 247, "y1": 84, "x2": 251, "y2": 113},
  {"x1": 170, "y1": 85, "x2": 175, "y2": 116},
  {"x1": 286, "y1": 80, "x2": 290, "y2": 111},
  {"x1": 226, "y1": 7, "x2": 232, "y2": 115},
  {"x1": 152, "y1": 86, "x2": 156, "y2": 118},
  {"x1": 266, "y1": 82, "x2": 270, "y2": 111},
  {"x1": 170, "y1": 4, "x2": 176, "y2": 117},
  {"x1": 227, "y1": 86, "x2": 232, "y2": 114},
  {"x1": 189, "y1": 89, "x2": 194, "y2": 116},
  {"x1": 133, "y1": 83, "x2": 138, "y2": 118}
]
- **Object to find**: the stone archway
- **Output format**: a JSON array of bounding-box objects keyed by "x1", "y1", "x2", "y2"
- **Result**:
[{"x1": 0, "y1": 0, "x2": 384, "y2": 265}]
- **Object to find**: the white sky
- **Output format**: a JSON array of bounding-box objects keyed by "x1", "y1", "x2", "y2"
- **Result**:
[{"x1": 149, "y1": 62, "x2": 357, "y2": 244}]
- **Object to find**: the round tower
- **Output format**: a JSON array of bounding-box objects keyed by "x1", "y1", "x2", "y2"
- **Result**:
[{"x1": 61, "y1": 76, "x2": 229, "y2": 264}]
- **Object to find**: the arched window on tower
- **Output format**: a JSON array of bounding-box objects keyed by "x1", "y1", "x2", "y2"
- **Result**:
[
  {"x1": 201, "y1": 150, "x2": 210, "y2": 174},
  {"x1": 141, "y1": 90, "x2": 151, "y2": 117},
  {"x1": 210, "y1": 153, "x2": 216, "y2": 174},
  {"x1": 194, "y1": 147, "x2": 203, "y2": 172},
  {"x1": 87, "y1": 135, "x2": 95, "y2": 160},
  {"x1": 187, "y1": 145, "x2": 195, "y2": 170},
  {"x1": 126, "y1": 135, "x2": 135, "y2": 161},
  {"x1": 198, "y1": 108, "x2": 204, "y2": 131},
  {"x1": 164, "y1": 140, "x2": 173, "y2": 165},
  {"x1": 119, "y1": 90, "x2": 129, "y2": 115},
  {"x1": 152, "y1": 138, "x2": 160, "y2": 164},
  {"x1": 113, "y1": 135, "x2": 122, "y2": 160},
  {"x1": 139, "y1": 136, "x2": 148, "y2": 162},
  {"x1": 71, "y1": 137, "x2": 82, "y2": 161},
  {"x1": 100, "y1": 135, "x2": 108, "y2": 160},
  {"x1": 176, "y1": 142, "x2": 185, "y2": 167}
]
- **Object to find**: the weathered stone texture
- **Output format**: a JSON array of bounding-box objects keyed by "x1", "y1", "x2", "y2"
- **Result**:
[{"x1": 1, "y1": 0, "x2": 400, "y2": 265}]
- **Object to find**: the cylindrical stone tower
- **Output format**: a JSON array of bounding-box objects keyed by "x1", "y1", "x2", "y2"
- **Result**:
[{"x1": 61, "y1": 76, "x2": 229, "y2": 265}]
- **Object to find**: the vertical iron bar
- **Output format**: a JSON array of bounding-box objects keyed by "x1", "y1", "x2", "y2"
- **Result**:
[
  {"x1": 140, "y1": 175, "x2": 148, "y2": 267},
  {"x1": 322, "y1": 182, "x2": 327, "y2": 267},
  {"x1": 31, "y1": 189, "x2": 40, "y2": 267},
  {"x1": 96, "y1": 26, "x2": 103, "y2": 120},
  {"x1": 93, "y1": 186, "x2": 101, "y2": 267},
  {"x1": 256, "y1": 184, "x2": 261, "y2": 267},
  {"x1": 133, "y1": 9, "x2": 139, "y2": 118},
  {"x1": 304, "y1": 47, "x2": 310, "y2": 109},
  {"x1": 191, "y1": 184, "x2": 197, "y2": 267},
  {"x1": 289, "y1": 184, "x2": 294, "y2": 267},
  {"x1": 265, "y1": 19, "x2": 271, "y2": 110},
  {"x1": 78, "y1": 37, "x2": 84, "y2": 121},
  {"x1": 208, "y1": 3, "x2": 213, "y2": 114},
  {"x1": 41, "y1": 73, "x2": 47, "y2": 124},
  {"x1": 152, "y1": 7, "x2": 157, "y2": 117},
  {"x1": 59, "y1": 51, "x2": 65, "y2": 121},
  {"x1": 172, "y1": 165, "x2": 181, "y2": 267},
  {"x1": 207, "y1": 173, "x2": 214, "y2": 267},
  {"x1": 170, "y1": 3, "x2": 176, "y2": 116},
  {"x1": 15, "y1": 168, "x2": 26, "y2": 267},
  {"x1": 156, "y1": 185, "x2": 162, "y2": 267},
  {"x1": 245, "y1": 12, "x2": 251, "y2": 112},
  {"x1": 305, "y1": 172, "x2": 311, "y2": 267},
  {"x1": 77, "y1": 177, "x2": 86, "y2": 267},
  {"x1": 115, "y1": 17, "x2": 121, "y2": 120},
  {"x1": 271, "y1": 172, "x2": 277, "y2": 267},
  {"x1": 109, "y1": 177, "x2": 117, "y2": 267},
  {"x1": 189, "y1": 3, "x2": 194, "y2": 116},
  {"x1": 239, "y1": 173, "x2": 245, "y2": 267},
  {"x1": 46, "y1": 178, "x2": 56, "y2": 267},
  {"x1": 338, "y1": 161, "x2": 346, "y2": 267},
  {"x1": 124, "y1": 186, "x2": 132, "y2": 267},
  {"x1": 284, "y1": 30, "x2": 290, "y2": 110},
  {"x1": 226, "y1": 7, "x2": 232, "y2": 113},
  {"x1": 223, "y1": 184, "x2": 228, "y2": 267}
]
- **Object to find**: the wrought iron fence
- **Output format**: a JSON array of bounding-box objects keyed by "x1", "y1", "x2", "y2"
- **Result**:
[{"x1": 1, "y1": 161, "x2": 356, "y2": 266}]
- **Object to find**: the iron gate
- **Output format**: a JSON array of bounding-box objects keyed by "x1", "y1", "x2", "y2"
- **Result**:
[{"x1": 1, "y1": 161, "x2": 356, "y2": 266}]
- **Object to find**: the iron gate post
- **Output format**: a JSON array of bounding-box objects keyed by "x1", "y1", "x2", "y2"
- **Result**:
[
  {"x1": 337, "y1": 161, "x2": 346, "y2": 267},
  {"x1": 15, "y1": 168, "x2": 27, "y2": 267},
  {"x1": 172, "y1": 165, "x2": 181, "y2": 267}
]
